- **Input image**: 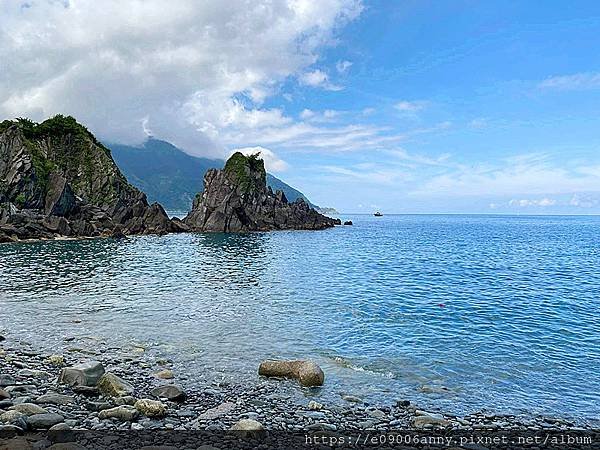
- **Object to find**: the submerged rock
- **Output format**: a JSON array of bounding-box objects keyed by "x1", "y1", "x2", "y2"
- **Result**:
[
  {"x1": 184, "y1": 152, "x2": 340, "y2": 232},
  {"x1": 58, "y1": 361, "x2": 105, "y2": 387},
  {"x1": 258, "y1": 359, "x2": 325, "y2": 387}
]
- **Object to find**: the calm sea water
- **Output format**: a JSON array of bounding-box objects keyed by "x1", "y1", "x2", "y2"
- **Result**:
[{"x1": 1, "y1": 215, "x2": 599, "y2": 421}]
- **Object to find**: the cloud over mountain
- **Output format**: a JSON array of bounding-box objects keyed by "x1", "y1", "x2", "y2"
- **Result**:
[{"x1": 0, "y1": 0, "x2": 361, "y2": 156}]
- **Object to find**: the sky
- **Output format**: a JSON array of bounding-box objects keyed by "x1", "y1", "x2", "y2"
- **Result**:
[{"x1": 1, "y1": 1, "x2": 600, "y2": 213}]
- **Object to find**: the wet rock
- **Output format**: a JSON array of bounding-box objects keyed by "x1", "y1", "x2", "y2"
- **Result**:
[
  {"x1": 98, "y1": 405, "x2": 138, "y2": 421},
  {"x1": 229, "y1": 418, "x2": 265, "y2": 437},
  {"x1": 0, "y1": 410, "x2": 26, "y2": 424},
  {"x1": 0, "y1": 438, "x2": 32, "y2": 450},
  {"x1": 18, "y1": 368, "x2": 50, "y2": 378},
  {"x1": 134, "y1": 399, "x2": 166, "y2": 418},
  {"x1": 396, "y1": 400, "x2": 411, "y2": 408},
  {"x1": 343, "y1": 220, "x2": 353, "y2": 225},
  {"x1": 258, "y1": 360, "x2": 325, "y2": 387},
  {"x1": 9, "y1": 403, "x2": 47, "y2": 415},
  {"x1": 27, "y1": 413, "x2": 64, "y2": 429},
  {"x1": 58, "y1": 361, "x2": 105, "y2": 387},
  {"x1": 114, "y1": 396, "x2": 136, "y2": 406},
  {"x1": 149, "y1": 385, "x2": 186, "y2": 401},
  {"x1": 96, "y1": 373, "x2": 134, "y2": 397},
  {"x1": 412, "y1": 414, "x2": 450, "y2": 428},
  {"x1": 153, "y1": 369, "x2": 174, "y2": 380},
  {"x1": 47, "y1": 355, "x2": 65, "y2": 366},
  {"x1": 48, "y1": 444, "x2": 86, "y2": 450},
  {"x1": 72, "y1": 386, "x2": 99, "y2": 397},
  {"x1": 308, "y1": 400, "x2": 323, "y2": 411},
  {"x1": 342, "y1": 395, "x2": 362, "y2": 403},
  {"x1": 0, "y1": 375, "x2": 16, "y2": 387},
  {"x1": 198, "y1": 402, "x2": 235, "y2": 420},
  {"x1": 36, "y1": 394, "x2": 75, "y2": 406}
]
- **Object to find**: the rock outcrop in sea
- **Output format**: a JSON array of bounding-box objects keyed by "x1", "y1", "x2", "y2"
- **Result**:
[
  {"x1": 0, "y1": 116, "x2": 186, "y2": 242},
  {"x1": 184, "y1": 152, "x2": 340, "y2": 232}
]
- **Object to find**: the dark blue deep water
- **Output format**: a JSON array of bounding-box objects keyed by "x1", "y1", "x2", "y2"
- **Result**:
[{"x1": 1, "y1": 215, "x2": 599, "y2": 420}]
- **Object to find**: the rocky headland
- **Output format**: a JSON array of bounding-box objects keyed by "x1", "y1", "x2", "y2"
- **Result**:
[
  {"x1": 184, "y1": 152, "x2": 341, "y2": 232},
  {"x1": 0, "y1": 116, "x2": 187, "y2": 243}
]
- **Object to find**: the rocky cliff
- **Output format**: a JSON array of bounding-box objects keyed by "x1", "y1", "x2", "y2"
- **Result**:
[
  {"x1": 184, "y1": 152, "x2": 340, "y2": 232},
  {"x1": 0, "y1": 116, "x2": 185, "y2": 242}
]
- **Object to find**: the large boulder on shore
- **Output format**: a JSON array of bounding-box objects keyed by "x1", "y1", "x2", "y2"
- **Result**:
[
  {"x1": 98, "y1": 405, "x2": 138, "y2": 421},
  {"x1": 184, "y1": 152, "x2": 340, "y2": 232},
  {"x1": 134, "y1": 399, "x2": 166, "y2": 417},
  {"x1": 258, "y1": 360, "x2": 325, "y2": 387},
  {"x1": 97, "y1": 373, "x2": 134, "y2": 397},
  {"x1": 58, "y1": 361, "x2": 105, "y2": 387},
  {"x1": 229, "y1": 419, "x2": 265, "y2": 438}
]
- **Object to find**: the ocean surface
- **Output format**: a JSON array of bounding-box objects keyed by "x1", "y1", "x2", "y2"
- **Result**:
[{"x1": 1, "y1": 214, "x2": 599, "y2": 421}]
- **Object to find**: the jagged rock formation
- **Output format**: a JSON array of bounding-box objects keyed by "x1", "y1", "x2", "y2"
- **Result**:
[
  {"x1": 0, "y1": 116, "x2": 186, "y2": 242},
  {"x1": 184, "y1": 152, "x2": 340, "y2": 232}
]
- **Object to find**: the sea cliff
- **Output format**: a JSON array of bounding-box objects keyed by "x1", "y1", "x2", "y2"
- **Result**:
[
  {"x1": 0, "y1": 116, "x2": 185, "y2": 242},
  {"x1": 184, "y1": 152, "x2": 340, "y2": 232}
]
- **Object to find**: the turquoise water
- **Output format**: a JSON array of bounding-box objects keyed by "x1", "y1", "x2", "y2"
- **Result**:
[{"x1": 0, "y1": 215, "x2": 599, "y2": 420}]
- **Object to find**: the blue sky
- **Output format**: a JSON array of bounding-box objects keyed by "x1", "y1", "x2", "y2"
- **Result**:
[
  {"x1": 271, "y1": 1, "x2": 600, "y2": 213},
  {"x1": 2, "y1": 0, "x2": 600, "y2": 213}
]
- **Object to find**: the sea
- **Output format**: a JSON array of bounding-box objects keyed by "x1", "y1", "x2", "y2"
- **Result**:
[{"x1": 1, "y1": 214, "x2": 599, "y2": 422}]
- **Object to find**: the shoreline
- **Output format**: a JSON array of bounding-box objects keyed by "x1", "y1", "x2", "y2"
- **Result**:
[{"x1": 0, "y1": 334, "x2": 592, "y2": 439}]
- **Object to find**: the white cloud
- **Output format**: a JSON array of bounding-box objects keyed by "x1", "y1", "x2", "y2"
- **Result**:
[
  {"x1": 231, "y1": 146, "x2": 289, "y2": 172},
  {"x1": 508, "y1": 198, "x2": 556, "y2": 207},
  {"x1": 569, "y1": 194, "x2": 596, "y2": 208},
  {"x1": 394, "y1": 100, "x2": 427, "y2": 112},
  {"x1": 362, "y1": 107, "x2": 375, "y2": 116},
  {"x1": 469, "y1": 118, "x2": 487, "y2": 128},
  {"x1": 336, "y1": 60, "x2": 352, "y2": 73},
  {"x1": 299, "y1": 69, "x2": 343, "y2": 91},
  {"x1": 412, "y1": 153, "x2": 600, "y2": 198},
  {"x1": 539, "y1": 72, "x2": 600, "y2": 90},
  {"x1": 299, "y1": 108, "x2": 341, "y2": 122},
  {"x1": 0, "y1": 0, "x2": 362, "y2": 156}
]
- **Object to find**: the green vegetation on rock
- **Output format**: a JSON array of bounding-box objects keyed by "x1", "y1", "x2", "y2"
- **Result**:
[{"x1": 224, "y1": 152, "x2": 266, "y2": 193}]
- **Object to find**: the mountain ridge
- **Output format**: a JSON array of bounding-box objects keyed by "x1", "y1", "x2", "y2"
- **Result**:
[{"x1": 109, "y1": 139, "x2": 318, "y2": 211}]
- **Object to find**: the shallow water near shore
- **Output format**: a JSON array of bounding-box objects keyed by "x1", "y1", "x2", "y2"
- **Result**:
[{"x1": 0, "y1": 214, "x2": 599, "y2": 421}]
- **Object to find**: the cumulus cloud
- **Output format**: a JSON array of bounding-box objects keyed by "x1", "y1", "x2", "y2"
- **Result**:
[
  {"x1": 299, "y1": 69, "x2": 343, "y2": 91},
  {"x1": 231, "y1": 146, "x2": 289, "y2": 173},
  {"x1": 0, "y1": 0, "x2": 362, "y2": 156},
  {"x1": 539, "y1": 72, "x2": 600, "y2": 90}
]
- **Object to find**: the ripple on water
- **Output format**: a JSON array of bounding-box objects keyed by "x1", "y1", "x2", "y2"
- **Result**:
[{"x1": 0, "y1": 214, "x2": 599, "y2": 420}]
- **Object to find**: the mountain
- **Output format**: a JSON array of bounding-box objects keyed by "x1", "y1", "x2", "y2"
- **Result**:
[
  {"x1": 184, "y1": 152, "x2": 340, "y2": 232},
  {"x1": 109, "y1": 139, "x2": 317, "y2": 211},
  {"x1": 0, "y1": 116, "x2": 182, "y2": 242}
]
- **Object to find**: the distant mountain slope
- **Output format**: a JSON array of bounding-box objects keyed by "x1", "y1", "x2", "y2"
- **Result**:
[{"x1": 109, "y1": 139, "x2": 316, "y2": 211}]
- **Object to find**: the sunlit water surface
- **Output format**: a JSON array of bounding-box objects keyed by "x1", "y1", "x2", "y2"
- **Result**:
[{"x1": 1, "y1": 215, "x2": 599, "y2": 421}]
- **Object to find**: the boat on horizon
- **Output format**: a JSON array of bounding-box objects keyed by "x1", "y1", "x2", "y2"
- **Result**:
[{"x1": 374, "y1": 211, "x2": 383, "y2": 217}]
